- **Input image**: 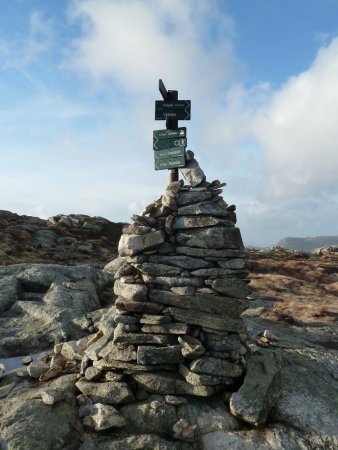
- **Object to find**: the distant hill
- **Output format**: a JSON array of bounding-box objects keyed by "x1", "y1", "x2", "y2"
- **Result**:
[{"x1": 276, "y1": 236, "x2": 338, "y2": 252}]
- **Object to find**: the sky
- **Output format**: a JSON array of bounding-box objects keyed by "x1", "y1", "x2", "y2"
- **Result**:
[{"x1": 1, "y1": 0, "x2": 338, "y2": 247}]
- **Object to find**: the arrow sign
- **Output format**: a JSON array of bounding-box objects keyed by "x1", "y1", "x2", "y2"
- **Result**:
[
  {"x1": 155, "y1": 100, "x2": 191, "y2": 120},
  {"x1": 153, "y1": 128, "x2": 186, "y2": 140},
  {"x1": 156, "y1": 100, "x2": 190, "y2": 110},
  {"x1": 154, "y1": 147, "x2": 185, "y2": 159},
  {"x1": 154, "y1": 155, "x2": 186, "y2": 171},
  {"x1": 153, "y1": 138, "x2": 186, "y2": 151}
]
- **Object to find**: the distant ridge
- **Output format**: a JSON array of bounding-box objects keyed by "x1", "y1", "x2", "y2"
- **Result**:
[{"x1": 276, "y1": 236, "x2": 338, "y2": 252}]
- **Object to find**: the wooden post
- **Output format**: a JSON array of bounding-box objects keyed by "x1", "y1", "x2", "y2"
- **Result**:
[
  {"x1": 158, "y1": 79, "x2": 179, "y2": 183},
  {"x1": 166, "y1": 90, "x2": 179, "y2": 183}
]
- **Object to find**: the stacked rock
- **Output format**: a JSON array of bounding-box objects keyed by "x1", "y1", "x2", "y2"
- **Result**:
[{"x1": 81, "y1": 168, "x2": 251, "y2": 399}]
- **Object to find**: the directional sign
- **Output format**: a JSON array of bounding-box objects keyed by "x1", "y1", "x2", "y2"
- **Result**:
[
  {"x1": 153, "y1": 128, "x2": 186, "y2": 141},
  {"x1": 154, "y1": 147, "x2": 185, "y2": 159},
  {"x1": 154, "y1": 80, "x2": 190, "y2": 177},
  {"x1": 154, "y1": 155, "x2": 186, "y2": 171},
  {"x1": 155, "y1": 100, "x2": 191, "y2": 120},
  {"x1": 156, "y1": 100, "x2": 190, "y2": 110},
  {"x1": 153, "y1": 138, "x2": 186, "y2": 151}
]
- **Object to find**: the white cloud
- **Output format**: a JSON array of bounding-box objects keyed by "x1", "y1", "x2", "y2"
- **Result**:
[
  {"x1": 68, "y1": 0, "x2": 241, "y2": 96},
  {"x1": 252, "y1": 37, "x2": 338, "y2": 199}
]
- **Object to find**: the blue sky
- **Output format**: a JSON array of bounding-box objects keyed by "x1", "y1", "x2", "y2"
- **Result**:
[{"x1": 1, "y1": 0, "x2": 338, "y2": 246}]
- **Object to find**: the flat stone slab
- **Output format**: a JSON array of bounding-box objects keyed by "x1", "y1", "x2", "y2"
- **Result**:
[
  {"x1": 84, "y1": 367, "x2": 102, "y2": 382},
  {"x1": 40, "y1": 388, "x2": 65, "y2": 405},
  {"x1": 149, "y1": 289, "x2": 249, "y2": 318},
  {"x1": 165, "y1": 395, "x2": 188, "y2": 405},
  {"x1": 99, "y1": 342, "x2": 137, "y2": 361},
  {"x1": 190, "y1": 357, "x2": 243, "y2": 378},
  {"x1": 93, "y1": 359, "x2": 173, "y2": 372},
  {"x1": 118, "y1": 231, "x2": 165, "y2": 256},
  {"x1": 177, "y1": 190, "x2": 221, "y2": 206},
  {"x1": 114, "y1": 280, "x2": 148, "y2": 301},
  {"x1": 75, "y1": 380, "x2": 134, "y2": 405},
  {"x1": 113, "y1": 327, "x2": 177, "y2": 345},
  {"x1": 179, "y1": 364, "x2": 234, "y2": 386},
  {"x1": 211, "y1": 278, "x2": 252, "y2": 298},
  {"x1": 176, "y1": 227, "x2": 244, "y2": 249},
  {"x1": 230, "y1": 349, "x2": 282, "y2": 426},
  {"x1": 190, "y1": 268, "x2": 248, "y2": 278},
  {"x1": 113, "y1": 314, "x2": 139, "y2": 325},
  {"x1": 177, "y1": 200, "x2": 236, "y2": 218},
  {"x1": 218, "y1": 258, "x2": 247, "y2": 269},
  {"x1": 140, "y1": 314, "x2": 172, "y2": 324},
  {"x1": 178, "y1": 335, "x2": 205, "y2": 359},
  {"x1": 133, "y1": 263, "x2": 181, "y2": 276},
  {"x1": 141, "y1": 323, "x2": 189, "y2": 334},
  {"x1": 27, "y1": 361, "x2": 50, "y2": 379},
  {"x1": 123, "y1": 224, "x2": 151, "y2": 235},
  {"x1": 143, "y1": 276, "x2": 203, "y2": 288},
  {"x1": 171, "y1": 286, "x2": 196, "y2": 295},
  {"x1": 85, "y1": 334, "x2": 113, "y2": 361},
  {"x1": 131, "y1": 372, "x2": 215, "y2": 397},
  {"x1": 173, "y1": 216, "x2": 234, "y2": 230},
  {"x1": 61, "y1": 340, "x2": 87, "y2": 361},
  {"x1": 137, "y1": 345, "x2": 184, "y2": 365},
  {"x1": 115, "y1": 296, "x2": 164, "y2": 314},
  {"x1": 167, "y1": 307, "x2": 244, "y2": 333},
  {"x1": 147, "y1": 255, "x2": 212, "y2": 270},
  {"x1": 176, "y1": 246, "x2": 245, "y2": 258}
]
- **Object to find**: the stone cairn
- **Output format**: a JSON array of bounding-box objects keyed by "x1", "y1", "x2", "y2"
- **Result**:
[
  {"x1": 27, "y1": 154, "x2": 257, "y2": 433},
  {"x1": 81, "y1": 155, "x2": 250, "y2": 397}
]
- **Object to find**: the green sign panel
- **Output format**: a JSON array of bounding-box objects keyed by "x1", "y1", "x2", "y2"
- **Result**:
[
  {"x1": 154, "y1": 155, "x2": 186, "y2": 171},
  {"x1": 155, "y1": 100, "x2": 191, "y2": 120},
  {"x1": 153, "y1": 128, "x2": 186, "y2": 140},
  {"x1": 153, "y1": 137, "x2": 186, "y2": 151},
  {"x1": 154, "y1": 147, "x2": 185, "y2": 159}
]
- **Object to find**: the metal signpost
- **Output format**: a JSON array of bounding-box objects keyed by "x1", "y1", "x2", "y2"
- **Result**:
[{"x1": 153, "y1": 80, "x2": 191, "y2": 182}]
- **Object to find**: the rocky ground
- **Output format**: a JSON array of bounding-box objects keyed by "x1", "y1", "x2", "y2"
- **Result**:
[
  {"x1": 0, "y1": 211, "x2": 337, "y2": 449},
  {"x1": 0, "y1": 210, "x2": 123, "y2": 266}
]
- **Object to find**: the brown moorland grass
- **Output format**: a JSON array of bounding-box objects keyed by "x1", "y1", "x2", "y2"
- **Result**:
[{"x1": 248, "y1": 249, "x2": 338, "y2": 324}]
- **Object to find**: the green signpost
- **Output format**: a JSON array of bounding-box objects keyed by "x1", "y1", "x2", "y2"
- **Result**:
[
  {"x1": 154, "y1": 80, "x2": 191, "y2": 176},
  {"x1": 153, "y1": 130, "x2": 187, "y2": 170}
]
